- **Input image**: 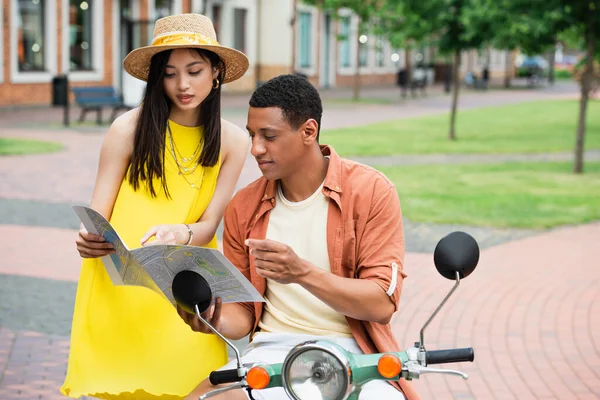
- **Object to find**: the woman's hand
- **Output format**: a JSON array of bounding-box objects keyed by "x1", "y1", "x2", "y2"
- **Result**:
[
  {"x1": 76, "y1": 226, "x2": 115, "y2": 258},
  {"x1": 140, "y1": 224, "x2": 190, "y2": 246}
]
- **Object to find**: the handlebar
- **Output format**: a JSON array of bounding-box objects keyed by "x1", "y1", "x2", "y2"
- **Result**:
[
  {"x1": 425, "y1": 348, "x2": 474, "y2": 365},
  {"x1": 209, "y1": 369, "x2": 242, "y2": 385}
]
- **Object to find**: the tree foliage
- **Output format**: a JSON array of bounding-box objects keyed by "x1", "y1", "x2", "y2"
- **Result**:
[{"x1": 301, "y1": 0, "x2": 599, "y2": 171}]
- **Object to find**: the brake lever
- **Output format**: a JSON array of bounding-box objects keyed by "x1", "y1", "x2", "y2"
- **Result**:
[
  {"x1": 198, "y1": 380, "x2": 248, "y2": 400},
  {"x1": 402, "y1": 362, "x2": 469, "y2": 381}
]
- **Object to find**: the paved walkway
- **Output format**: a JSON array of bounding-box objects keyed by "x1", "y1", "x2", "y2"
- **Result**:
[
  {"x1": 393, "y1": 222, "x2": 600, "y2": 400},
  {"x1": 1, "y1": 222, "x2": 598, "y2": 400},
  {"x1": 1, "y1": 81, "x2": 598, "y2": 399},
  {"x1": 0, "y1": 81, "x2": 579, "y2": 130}
]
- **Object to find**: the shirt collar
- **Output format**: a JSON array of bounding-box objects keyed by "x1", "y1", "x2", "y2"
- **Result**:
[{"x1": 261, "y1": 144, "x2": 343, "y2": 202}]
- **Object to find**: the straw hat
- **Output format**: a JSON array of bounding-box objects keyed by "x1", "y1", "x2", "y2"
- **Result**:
[{"x1": 123, "y1": 13, "x2": 249, "y2": 83}]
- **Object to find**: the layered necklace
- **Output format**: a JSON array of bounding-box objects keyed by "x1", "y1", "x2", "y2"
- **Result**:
[{"x1": 167, "y1": 121, "x2": 204, "y2": 189}]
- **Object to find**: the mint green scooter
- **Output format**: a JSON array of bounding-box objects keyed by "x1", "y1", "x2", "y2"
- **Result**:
[{"x1": 173, "y1": 231, "x2": 478, "y2": 400}]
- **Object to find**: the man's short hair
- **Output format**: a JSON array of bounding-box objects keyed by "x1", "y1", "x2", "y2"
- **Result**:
[{"x1": 249, "y1": 74, "x2": 323, "y2": 140}]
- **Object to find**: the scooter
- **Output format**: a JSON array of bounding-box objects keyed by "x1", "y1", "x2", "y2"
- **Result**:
[{"x1": 172, "y1": 231, "x2": 480, "y2": 400}]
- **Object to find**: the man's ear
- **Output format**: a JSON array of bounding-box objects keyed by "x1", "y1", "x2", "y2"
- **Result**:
[{"x1": 302, "y1": 119, "x2": 319, "y2": 144}]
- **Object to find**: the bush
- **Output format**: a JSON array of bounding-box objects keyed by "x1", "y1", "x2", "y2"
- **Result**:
[
  {"x1": 554, "y1": 69, "x2": 573, "y2": 79},
  {"x1": 516, "y1": 67, "x2": 530, "y2": 78}
]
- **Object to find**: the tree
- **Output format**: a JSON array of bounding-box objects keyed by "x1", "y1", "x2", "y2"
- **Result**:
[
  {"x1": 390, "y1": 0, "x2": 495, "y2": 140},
  {"x1": 303, "y1": 0, "x2": 385, "y2": 100},
  {"x1": 563, "y1": 0, "x2": 599, "y2": 173},
  {"x1": 376, "y1": 2, "x2": 439, "y2": 94},
  {"x1": 471, "y1": 0, "x2": 598, "y2": 173},
  {"x1": 486, "y1": 0, "x2": 564, "y2": 87}
]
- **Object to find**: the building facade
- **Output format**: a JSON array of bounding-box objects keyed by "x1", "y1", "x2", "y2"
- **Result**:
[
  {"x1": 1, "y1": 0, "x2": 261, "y2": 106},
  {"x1": 0, "y1": 0, "x2": 513, "y2": 107}
]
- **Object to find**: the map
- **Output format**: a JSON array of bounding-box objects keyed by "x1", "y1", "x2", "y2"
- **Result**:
[
  {"x1": 73, "y1": 206, "x2": 264, "y2": 306},
  {"x1": 131, "y1": 245, "x2": 262, "y2": 304}
]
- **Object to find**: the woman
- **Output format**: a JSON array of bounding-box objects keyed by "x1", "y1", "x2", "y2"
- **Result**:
[{"x1": 61, "y1": 13, "x2": 250, "y2": 399}]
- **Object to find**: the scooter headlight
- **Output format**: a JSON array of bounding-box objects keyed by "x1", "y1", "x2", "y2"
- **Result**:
[{"x1": 281, "y1": 341, "x2": 352, "y2": 400}]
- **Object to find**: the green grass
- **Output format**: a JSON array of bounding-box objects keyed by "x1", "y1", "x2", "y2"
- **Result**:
[
  {"x1": 380, "y1": 162, "x2": 600, "y2": 229},
  {"x1": 554, "y1": 70, "x2": 573, "y2": 80},
  {"x1": 0, "y1": 138, "x2": 64, "y2": 155},
  {"x1": 323, "y1": 100, "x2": 600, "y2": 156}
]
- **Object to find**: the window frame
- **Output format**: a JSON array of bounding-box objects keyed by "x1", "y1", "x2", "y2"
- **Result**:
[
  {"x1": 61, "y1": 0, "x2": 104, "y2": 81},
  {"x1": 233, "y1": 7, "x2": 247, "y2": 54},
  {"x1": 0, "y1": 1, "x2": 4, "y2": 83},
  {"x1": 375, "y1": 34, "x2": 385, "y2": 68},
  {"x1": 336, "y1": 9, "x2": 358, "y2": 76},
  {"x1": 295, "y1": 3, "x2": 318, "y2": 76},
  {"x1": 10, "y1": 0, "x2": 58, "y2": 83},
  {"x1": 338, "y1": 14, "x2": 351, "y2": 69},
  {"x1": 359, "y1": 35, "x2": 369, "y2": 68}
]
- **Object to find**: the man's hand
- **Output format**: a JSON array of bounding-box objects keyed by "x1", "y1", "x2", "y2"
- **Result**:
[
  {"x1": 177, "y1": 297, "x2": 223, "y2": 334},
  {"x1": 245, "y1": 239, "x2": 314, "y2": 284}
]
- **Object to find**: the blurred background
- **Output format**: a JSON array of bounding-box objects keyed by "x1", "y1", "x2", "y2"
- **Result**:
[{"x1": 0, "y1": 0, "x2": 599, "y2": 399}]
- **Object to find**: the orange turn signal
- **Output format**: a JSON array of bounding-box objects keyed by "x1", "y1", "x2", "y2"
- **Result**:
[
  {"x1": 377, "y1": 354, "x2": 402, "y2": 378},
  {"x1": 247, "y1": 366, "x2": 270, "y2": 389}
]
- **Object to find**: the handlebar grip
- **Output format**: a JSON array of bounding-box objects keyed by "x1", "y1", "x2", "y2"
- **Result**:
[
  {"x1": 426, "y1": 348, "x2": 475, "y2": 365},
  {"x1": 209, "y1": 369, "x2": 242, "y2": 385}
]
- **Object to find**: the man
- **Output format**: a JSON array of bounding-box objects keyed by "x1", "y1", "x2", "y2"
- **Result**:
[{"x1": 179, "y1": 74, "x2": 418, "y2": 400}]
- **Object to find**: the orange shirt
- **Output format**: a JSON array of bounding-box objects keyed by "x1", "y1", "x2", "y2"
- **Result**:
[{"x1": 223, "y1": 145, "x2": 419, "y2": 399}]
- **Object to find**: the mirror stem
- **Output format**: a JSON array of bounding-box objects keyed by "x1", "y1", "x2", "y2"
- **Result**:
[
  {"x1": 419, "y1": 271, "x2": 461, "y2": 350},
  {"x1": 195, "y1": 304, "x2": 244, "y2": 370}
]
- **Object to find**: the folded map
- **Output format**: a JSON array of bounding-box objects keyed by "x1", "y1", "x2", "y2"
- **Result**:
[{"x1": 73, "y1": 205, "x2": 265, "y2": 306}]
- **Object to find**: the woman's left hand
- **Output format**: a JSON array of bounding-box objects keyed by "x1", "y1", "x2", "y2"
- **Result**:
[{"x1": 140, "y1": 224, "x2": 190, "y2": 246}]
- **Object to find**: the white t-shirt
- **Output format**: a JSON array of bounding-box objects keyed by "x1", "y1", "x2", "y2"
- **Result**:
[{"x1": 258, "y1": 181, "x2": 353, "y2": 337}]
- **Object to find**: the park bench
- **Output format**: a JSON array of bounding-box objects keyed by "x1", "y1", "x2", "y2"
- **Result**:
[{"x1": 72, "y1": 86, "x2": 131, "y2": 125}]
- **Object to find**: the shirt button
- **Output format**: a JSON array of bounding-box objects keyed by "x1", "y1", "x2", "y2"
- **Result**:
[
  {"x1": 335, "y1": 186, "x2": 340, "y2": 191},
  {"x1": 270, "y1": 198, "x2": 274, "y2": 204}
]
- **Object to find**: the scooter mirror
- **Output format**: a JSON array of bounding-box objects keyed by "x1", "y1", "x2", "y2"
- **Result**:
[
  {"x1": 433, "y1": 231, "x2": 479, "y2": 280},
  {"x1": 172, "y1": 270, "x2": 213, "y2": 314}
]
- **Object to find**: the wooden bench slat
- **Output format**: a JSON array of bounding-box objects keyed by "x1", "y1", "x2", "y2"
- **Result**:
[
  {"x1": 71, "y1": 86, "x2": 131, "y2": 125},
  {"x1": 72, "y1": 87, "x2": 116, "y2": 94}
]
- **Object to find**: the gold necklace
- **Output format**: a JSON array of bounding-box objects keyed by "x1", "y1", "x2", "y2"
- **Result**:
[
  {"x1": 167, "y1": 122, "x2": 202, "y2": 165},
  {"x1": 167, "y1": 123, "x2": 201, "y2": 174},
  {"x1": 166, "y1": 123, "x2": 204, "y2": 189},
  {"x1": 179, "y1": 168, "x2": 205, "y2": 189}
]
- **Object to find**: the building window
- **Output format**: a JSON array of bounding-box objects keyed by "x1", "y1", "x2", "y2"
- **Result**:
[
  {"x1": 69, "y1": 0, "x2": 93, "y2": 71},
  {"x1": 17, "y1": 0, "x2": 45, "y2": 72},
  {"x1": 338, "y1": 16, "x2": 350, "y2": 68},
  {"x1": 492, "y1": 49, "x2": 502, "y2": 67},
  {"x1": 212, "y1": 4, "x2": 221, "y2": 39},
  {"x1": 155, "y1": 0, "x2": 172, "y2": 19},
  {"x1": 0, "y1": 0, "x2": 3, "y2": 82},
  {"x1": 375, "y1": 35, "x2": 385, "y2": 67},
  {"x1": 359, "y1": 36, "x2": 368, "y2": 67},
  {"x1": 299, "y1": 11, "x2": 312, "y2": 68},
  {"x1": 11, "y1": 0, "x2": 57, "y2": 82},
  {"x1": 233, "y1": 8, "x2": 246, "y2": 53}
]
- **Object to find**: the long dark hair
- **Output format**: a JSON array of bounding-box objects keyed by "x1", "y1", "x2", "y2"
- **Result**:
[{"x1": 128, "y1": 48, "x2": 226, "y2": 197}]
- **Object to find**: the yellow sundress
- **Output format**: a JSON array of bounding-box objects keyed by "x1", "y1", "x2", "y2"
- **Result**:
[{"x1": 61, "y1": 120, "x2": 228, "y2": 399}]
